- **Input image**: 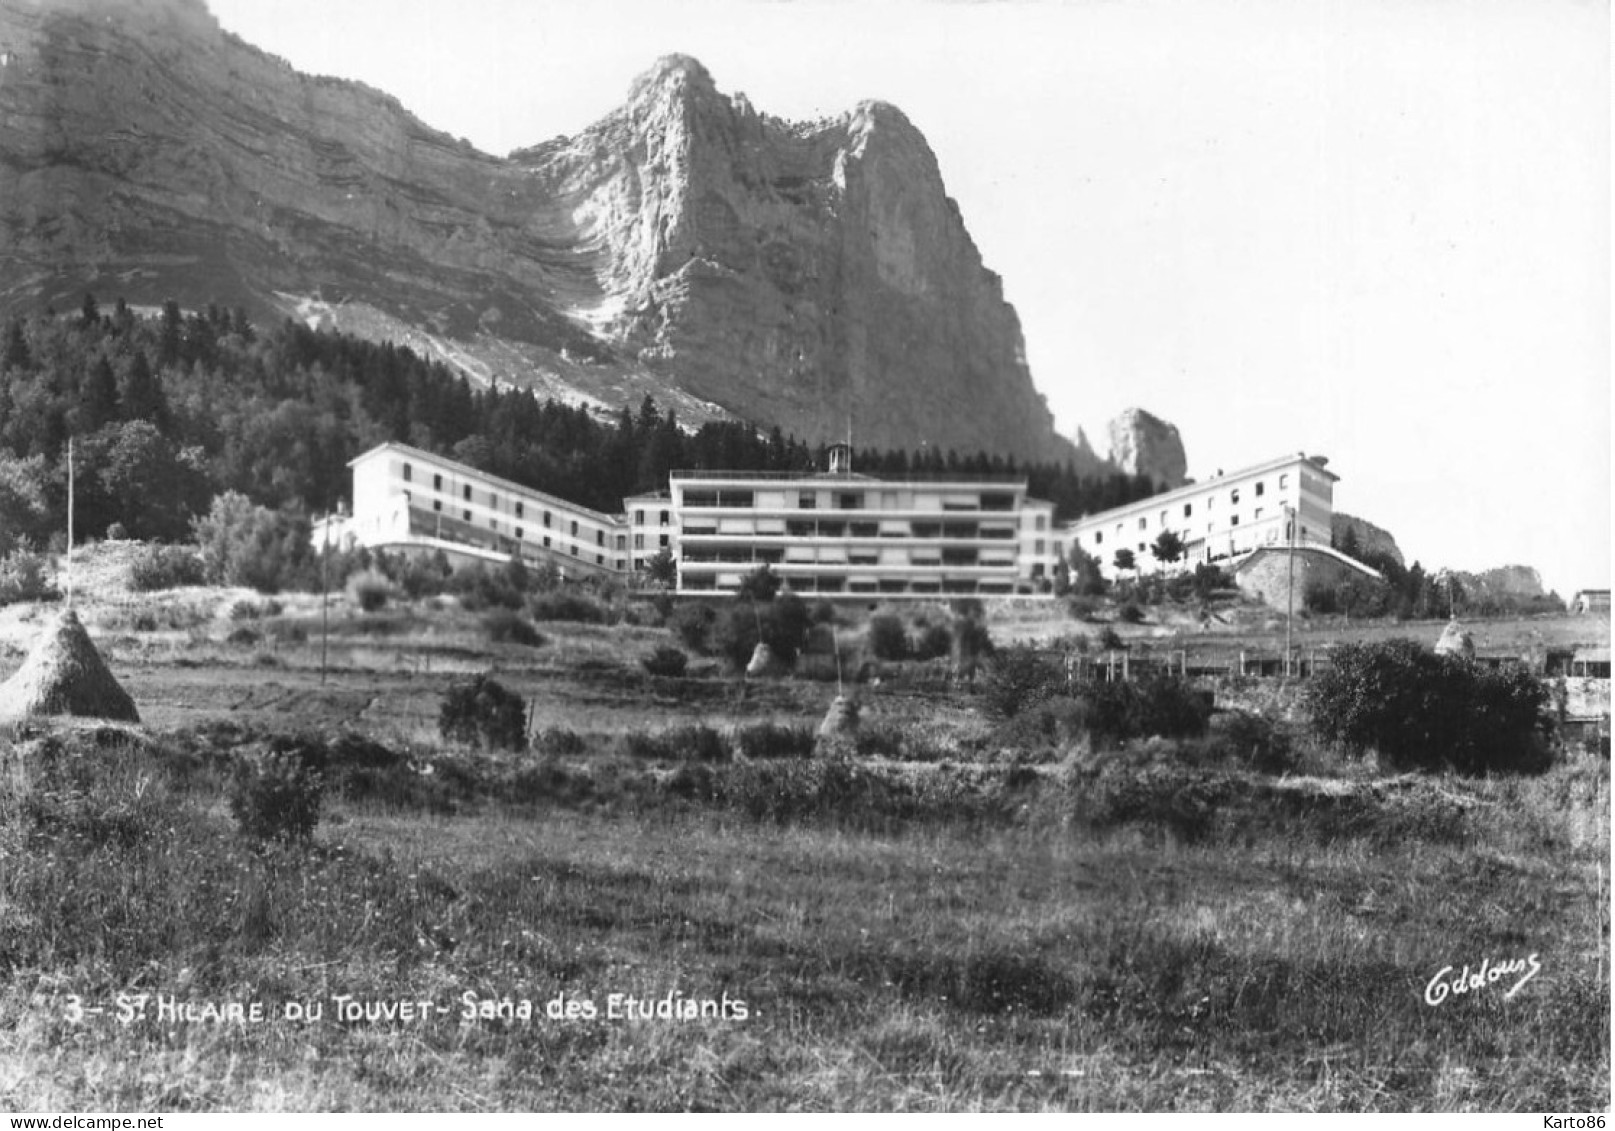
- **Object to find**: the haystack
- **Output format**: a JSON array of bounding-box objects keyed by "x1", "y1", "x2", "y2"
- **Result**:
[
  {"x1": 0, "y1": 608, "x2": 139, "y2": 725},
  {"x1": 746, "y1": 641, "x2": 786, "y2": 678},
  {"x1": 1434, "y1": 618, "x2": 1475, "y2": 661},
  {"x1": 817, "y1": 694, "x2": 859, "y2": 739}
]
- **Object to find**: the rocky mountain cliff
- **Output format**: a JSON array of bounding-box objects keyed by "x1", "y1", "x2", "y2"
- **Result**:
[
  {"x1": 0, "y1": 0, "x2": 1092, "y2": 464},
  {"x1": 1331, "y1": 513, "x2": 1405, "y2": 568},
  {"x1": 1103, "y1": 407, "x2": 1187, "y2": 488}
]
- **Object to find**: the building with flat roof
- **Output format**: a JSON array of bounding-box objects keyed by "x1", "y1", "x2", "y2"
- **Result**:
[
  {"x1": 647, "y1": 446, "x2": 1060, "y2": 598},
  {"x1": 319, "y1": 442, "x2": 630, "y2": 578},
  {"x1": 1063, "y1": 451, "x2": 1339, "y2": 579}
]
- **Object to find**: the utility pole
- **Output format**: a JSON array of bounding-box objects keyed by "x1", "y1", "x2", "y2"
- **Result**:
[
  {"x1": 65, "y1": 438, "x2": 75, "y2": 609},
  {"x1": 1284, "y1": 502, "x2": 1295, "y2": 679}
]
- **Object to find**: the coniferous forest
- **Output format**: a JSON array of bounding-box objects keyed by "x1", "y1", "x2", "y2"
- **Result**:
[{"x1": 0, "y1": 298, "x2": 1160, "y2": 552}]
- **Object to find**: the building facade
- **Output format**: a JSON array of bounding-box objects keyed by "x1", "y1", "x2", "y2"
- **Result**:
[
  {"x1": 1063, "y1": 452, "x2": 1339, "y2": 578},
  {"x1": 647, "y1": 452, "x2": 1060, "y2": 598},
  {"x1": 324, "y1": 442, "x2": 630, "y2": 577}
]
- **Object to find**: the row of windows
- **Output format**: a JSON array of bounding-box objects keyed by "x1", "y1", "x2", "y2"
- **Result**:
[
  {"x1": 402, "y1": 462, "x2": 615, "y2": 541},
  {"x1": 681, "y1": 575, "x2": 1017, "y2": 596},
  {"x1": 675, "y1": 490, "x2": 1024, "y2": 514}
]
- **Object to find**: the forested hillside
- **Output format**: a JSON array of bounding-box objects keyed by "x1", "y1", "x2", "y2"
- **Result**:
[{"x1": 0, "y1": 299, "x2": 1159, "y2": 552}]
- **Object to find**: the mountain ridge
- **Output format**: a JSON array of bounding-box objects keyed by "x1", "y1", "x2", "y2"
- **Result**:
[{"x1": 0, "y1": 1, "x2": 1098, "y2": 466}]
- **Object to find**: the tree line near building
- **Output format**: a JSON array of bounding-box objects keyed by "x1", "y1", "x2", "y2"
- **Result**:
[{"x1": 0, "y1": 297, "x2": 1159, "y2": 558}]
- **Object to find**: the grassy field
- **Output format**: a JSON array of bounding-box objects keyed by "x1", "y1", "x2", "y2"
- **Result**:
[{"x1": 0, "y1": 571, "x2": 1607, "y2": 1111}]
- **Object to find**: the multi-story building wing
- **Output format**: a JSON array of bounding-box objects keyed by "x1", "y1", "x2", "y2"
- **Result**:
[
  {"x1": 666, "y1": 447, "x2": 1057, "y2": 598},
  {"x1": 329, "y1": 442, "x2": 630, "y2": 577},
  {"x1": 1064, "y1": 452, "x2": 1338, "y2": 578}
]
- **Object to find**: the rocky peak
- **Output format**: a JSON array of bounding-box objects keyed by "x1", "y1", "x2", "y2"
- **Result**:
[
  {"x1": 1331, "y1": 513, "x2": 1404, "y2": 567},
  {"x1": 1106, "y1": 408, "x2": 1187, "y2": 488},
  {"x1": 0, "y1": 10, "x2": 1090, "y2": 464}
]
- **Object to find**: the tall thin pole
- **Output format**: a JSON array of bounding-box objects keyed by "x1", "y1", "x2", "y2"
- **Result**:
[
  {"x1": 66, "y1": 438, "x2": 74, "y2": 609},
  {"x1": 1284, "y1": 502, "x2": 1295, "y2": 678},
  {"x1": 320, "y1": 512, "x2": 330, "y2": 684}
]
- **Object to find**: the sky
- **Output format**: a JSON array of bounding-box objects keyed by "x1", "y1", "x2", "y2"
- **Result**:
[{"x1": 204, "y1": 0, "x2": 1610, "y2": 598}]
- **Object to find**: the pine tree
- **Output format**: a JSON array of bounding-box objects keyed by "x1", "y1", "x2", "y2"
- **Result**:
[
  {"x1": 121, "y1": 350, "x2": 171, "y2": 431},
  {"x1": 80, "y1": 357, "x2": 120, "y2": 432}
]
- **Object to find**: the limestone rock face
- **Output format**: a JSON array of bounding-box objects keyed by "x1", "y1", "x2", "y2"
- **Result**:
[
  {"x1": 1457, "y1": 565, "x2": 1549, "y2": 600},
  {"x1": 0, "y1": 4, "x2": 1079, "y2": 461},
  {"x1": 1105, "y1": 408, "x2": 1187, "y2": 488},
  {"x1": 1330, "y1": 513, "x2": 1405, "y2": 568}
]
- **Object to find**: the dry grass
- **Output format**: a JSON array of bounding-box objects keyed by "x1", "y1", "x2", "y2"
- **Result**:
[{"x1": 0, "y1": 582, "x2": 1606, "y2": 1111}]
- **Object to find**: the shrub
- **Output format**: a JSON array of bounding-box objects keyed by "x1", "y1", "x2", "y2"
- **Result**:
[
  {"x1": 671, "y1": 603, "x2": 716, "y2": 653},
  {"x1": 621, "y1": 725, "x2": 728, "y2": 763},
  {"x1": 106, "y1": 521, "x2": 129, "y2": 541},
  {"x1": 532, "y1": 727, "x2": 587, "y2": 758},
  {"x1": 1306, "y1": 638, "x2": 1552, "y2": 775},
  {"x1": 128, "y1": 544, "x2": 205, "y2": 591},
  {"x1": 867, "y1": 613, "x2": 911, "y2": 661},
  {"x1": 1118, "y1": 603, "x2": 1146, "y2": 624},
  {"x1": 399, "y1": 550, "x2": 454, "y2": 598},
  {"x1": 642, "y1": 645, "x2": 688, "y2": 677},
  {"x1": 716, "y1": 592, "x2": 811, "y2": 670},
  {"x1": 1203, "y1": 710, "x2": 1296, "y2": 774},
  {"x1": 982, "y1": 646, "x2": 1063, "y2": 718},
  {"x1": 913, "y1": 622, "x2": 953, "y2": 661},
  {"x1": 733, "y1": 721, "x2": 817, "y2": 760},
  {"x1": 0, "y1": 544, "x2": 57, "y2": 605},
  {"x1": 450, "y1": 563, "x2": 524, "y2": 611},
  {"x1": 228, "y1": 743, "x2": 323, "y2": 844},
  {"x1": 527, "y1": 590, "x2": 607, "y2": 623},
  {"x1": 193, "y1": 492, "x2": 315, "y2": 593},
  {"x1": 345, "y1": 568, "x2": 392, "y2": 612},
  {"x1": 1082, "y1": 676, "x2": 1213, "y2": 749},
  {"x1": 439, "y1": 674, "x2": 529, "y2": 752},
  {"x1": 483, "y1": 608, "x2": 545, "y2": 647}
]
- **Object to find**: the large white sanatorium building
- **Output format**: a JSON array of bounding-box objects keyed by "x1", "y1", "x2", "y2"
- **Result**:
[
  {"x1": 634, "y1": 451, "x2": 1059, "y2": 597},
  {"x1": 323, "y1": 442, "x2": 1061, "y2": 597},
  {"x1": 1063, "y1": 452, "x2": 1339, "y2": 578},
  {"x1": 320, "y1": 442, "x2": 630, "y2": 578}
]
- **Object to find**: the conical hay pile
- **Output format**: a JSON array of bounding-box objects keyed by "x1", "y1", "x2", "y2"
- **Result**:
[
  {"x1": 1434, "y1": 619, "x2": 1475, "y2": 660},
  {"x1": 817, "y1": 694, "x2": 859, "y2": 739},
  {"x1": 746, "y1": 641, "x2": 785, "y2": 678},
  {"x1": 0, "y1": 608, "x2": 140, "y2": 725}
]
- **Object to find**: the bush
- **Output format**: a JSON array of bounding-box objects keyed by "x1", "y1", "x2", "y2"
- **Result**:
[
  {"x1": 450, "y1": 563, "x2": 524, "y2": 611},
  {"x1": 642, "y1": 645, "x2": 688, "y2": 677},
  {"x1": 399, "y1": 550, "x2": 454, "y2": 598},
  {"x1": 229, "y1": 742, "x2": 324, "y2": 843},
  {"x1": 527, "y1": 590, "x2": 607, "y2": 623},
  {"x1": 671, "y1": 603, "x2": 716, "y2": 653},
  {"x1": 913, "y1": 622, "x2": 953, "y2": 662},
  {"x1": 439, "y1": 674, "x2": 529, "y2": 752},
  {"x1": 345, "y1": 568, "x2": 392, "y2": 612},
  {"x1": 128, "y1": 544, "x2": 205, "y2": 591},
  {"x1": 483, "y1": 608, "x2": 545, "y2": 647},
  {"x1": 733, "y1": 721, "x2": 817, "y2": 760},
  {"x1": 1082, "y1": 676, "x2": 1213, "y2": 749},
  {"x1": 0, "y1": 544, "x2": 58, "y2": 605},
  {"x1": 1118, "y1": 603, "x2": 1146, "y2": 624},
  {"x1": 867, "y1": 613, "x2": 911, "y2": 661},
  {"x1": 982, "y1": 646, "x2": 1063, "y2": 718},
  {"x1": 716, "y1": 592, "x2": 811, "y2": 670},
  {"x1": 532, "y1": 727, "x2": 587, "y2": 758},
  {"x1": 1203, "y1": 710, "x2": 1296, "y2": 774},
  {"x1": 621, "y1": 725, "x2": 728, "y2": 763},
  {"x1": 193, "y1": 492, "x2": 315, "y2": 593},
  {"x1": 1306, "y1": 638, "x2": 1552, "y2": 775}
]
